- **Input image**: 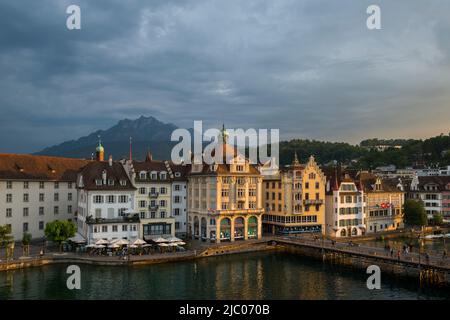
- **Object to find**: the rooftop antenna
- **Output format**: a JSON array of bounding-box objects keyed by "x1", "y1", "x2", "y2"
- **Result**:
[{"x1": 129, "y1": 136, "x2": 132, "y2": 161}]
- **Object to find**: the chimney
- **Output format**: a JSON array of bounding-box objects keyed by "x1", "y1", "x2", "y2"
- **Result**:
[
  {"x1": 109, "y1": 155, "x2": 113, "y2": 167},
  {"x1": 102, "y1": 170, "x2": 107, "y2": 185}
]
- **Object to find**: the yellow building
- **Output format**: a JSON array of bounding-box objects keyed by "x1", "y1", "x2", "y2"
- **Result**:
[
  {"x1": 261, "y1": 154, "x2": 326, "y2": 235},
  {"x1": 187, "y1": 129, "x2": 264, "y2": 243}
]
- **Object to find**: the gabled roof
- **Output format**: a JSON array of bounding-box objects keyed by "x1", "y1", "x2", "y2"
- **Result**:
[
  {"x1": 359, "y1": 174, "x2": 403, "y2": 193},
  {"x1": 0, "y1": 153, "x2": 90, "y2": 181},
  {"x1": 413, "y1": 176, "x2": 450, "y2": 192},
  {"x1": 322, "y1": 166, "x2": 361, "y2": 195},
  {"x1": 78, "y1": 161, "x2": 136, "y2": 191},
  {"x1": 132, "y1": 159, "x2": 190, "y2": 182}
]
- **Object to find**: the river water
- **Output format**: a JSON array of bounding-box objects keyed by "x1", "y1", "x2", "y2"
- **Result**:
[{"x1": 1, "y1": 252, "x2": 449, "y2": 300}]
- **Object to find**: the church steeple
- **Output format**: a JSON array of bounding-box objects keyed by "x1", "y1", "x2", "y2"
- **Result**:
[
  {"x1": 145, "y1": 150, "x2": 153, "y2": 162},
  {"x1": 95, "y1": 135, "x2": 104, "y2": 161},
  {"x1": 292, "y1": 151, "x2": 300, "y2": 167},
  {"x1": 221, "y1": 124, "x2": 229, "y2": 144}
]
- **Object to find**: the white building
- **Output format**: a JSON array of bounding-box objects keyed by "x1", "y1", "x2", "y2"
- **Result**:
[
  {"x1": 409, "y1": 174, "x2": 450, "y2": 220},
  {"x1": 325, "y1": 169, "x2": 366, "y2": 237},
  {"x1": 170, "y1": 163, "x2": 189, "y2": 238},
  {"x1": 76, "y1": 157, "x2": 139, "y2": 244},
  {"x1": 0, "y1": 154, "x2": 88, "y2": 240}
]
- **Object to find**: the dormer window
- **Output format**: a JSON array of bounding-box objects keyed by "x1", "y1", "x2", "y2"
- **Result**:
[
  {"x1": 140, "y1": 172, "x2": 147, "y2": 179},
  {"x1": 120, "y1": 180, "x2": 127, "y2": 186},
  {"x1": 95, "y1": 179, "x2": 102, "y2": 186},
  {"x1": 108, "y1": 179, "x2": 115, "y2": 186},
  {"x1": 151, "y1": 173, "x2": 157, "y2": 180},
  {"x1": 236, "y1": 165, "x2": 244, "y2": 172},
  {"x1": 160, "y1": 172, "x2": 167, "y2": 180},
  {"x1": 175, "y1": 172, "x2": 181, "y2": 177}
]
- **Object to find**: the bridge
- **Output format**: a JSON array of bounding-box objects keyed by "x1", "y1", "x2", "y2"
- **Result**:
[{"x1": 272, "y1": 235, "x2": 450, "y2": 287}]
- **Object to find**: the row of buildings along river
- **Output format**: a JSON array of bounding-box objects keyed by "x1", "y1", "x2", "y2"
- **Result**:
[{"x1": 1, "y1": 128, "x2": 450, "y2": 244}]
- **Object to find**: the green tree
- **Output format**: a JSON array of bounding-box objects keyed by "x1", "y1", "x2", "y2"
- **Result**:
[
  {"x1": 22, "y1": 232, "x2": 32, "y2": 257},
  {"x1": 0, "y1": 225, "x2": 14, "y2": 260},
  {"x1": 433, "y1": 213, "x2": 444, "y2": 226},
  {"x1": 44, "y1": 220, "x2": 76, "y2": 252},
  {"x1": 403, "y1": 199, "x2": 427, "y2": 227}
]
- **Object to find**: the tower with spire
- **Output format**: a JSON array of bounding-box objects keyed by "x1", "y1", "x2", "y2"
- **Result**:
[
  {"x1": 221, "y1": 123, "x2": 229, "y2": 144},
  {"x1": 95, "y1": 135, "x2": 104, "y2": 161},
  {"x1": 292, "y1": 151, "x2": 301, "y2": 167}
]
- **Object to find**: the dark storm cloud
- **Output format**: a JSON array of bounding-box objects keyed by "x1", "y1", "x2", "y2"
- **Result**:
[{"x1": 1, "y1": 0, "x2": 450, "y2": 152}]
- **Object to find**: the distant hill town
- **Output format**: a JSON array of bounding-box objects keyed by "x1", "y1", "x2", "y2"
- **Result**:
[{"x1": 35, "y1": 116, "x2": 450, "y2": 169}]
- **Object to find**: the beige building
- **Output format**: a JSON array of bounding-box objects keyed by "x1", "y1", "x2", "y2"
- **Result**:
[
  {"x1": 260, "y1": 155, "x2": 326, "y2": 234},
  {"x1": 122, "y1": 153, "x2": 175, "y2": 240},
  {"x1": 188, "y1": 131, "x2": 264, "y2": 243},
  {"x1": 0, "y1": 154, "x2": 89, "y2": 240},
  {"x1": 261, "y1": 154, "x2": 326, "y2": 235},
  {"x1": 122, "y1": 151, "x2": 190, "y2": 240},
  {"x1": 360, "y1": 173, "x2": 404, "y2": 233}
]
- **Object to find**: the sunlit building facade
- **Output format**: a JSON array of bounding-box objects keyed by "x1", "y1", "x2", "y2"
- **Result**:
[
  {"x1": 187, "y1": 129, "x2": 264, "y2": 243},
  {"x1": 261, "y1": 154, "x2": 326, "y2": 235}
]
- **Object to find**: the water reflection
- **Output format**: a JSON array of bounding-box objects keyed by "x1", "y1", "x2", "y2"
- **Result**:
[{"x1": 0, "y1": 252, "x2": 449, "y2": 300}]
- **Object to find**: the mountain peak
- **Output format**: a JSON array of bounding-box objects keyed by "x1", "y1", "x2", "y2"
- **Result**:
[{"x1": 36, "y1": 115, "x2": 179, "y2": 160}]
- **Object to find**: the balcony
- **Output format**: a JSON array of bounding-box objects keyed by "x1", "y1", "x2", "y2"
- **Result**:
[
  {"x1": 148, "y1": 204, "x2": 159, "y2": 210},
  {"x1": 86, "y1": 214, "x2": 140, "y2": 224},
  {"x1": 149, "y1": 192, "x2": 159, "y2": 198},
  {"x1": 303, "y1": 199, "x2": 324, "y2": 206}
]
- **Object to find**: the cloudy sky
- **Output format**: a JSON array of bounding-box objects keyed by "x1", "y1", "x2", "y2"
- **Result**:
[{"x1": 1, "y1": 0, "x2": 450, "y2": 153}]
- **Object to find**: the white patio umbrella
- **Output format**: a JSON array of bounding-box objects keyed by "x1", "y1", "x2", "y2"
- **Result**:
[
  {"x1": 152, "y1": 237, "x2": 167, "y2": 243},
  {"x1": 115, "y1": 239, "x2": 130, "y2": 246},
  {"x1": 168, "y1": 243, "x2": 178, "y2": 247},
  {"x1": 133, "y1": 239, "x2": 147, "y2": 245},
  {"x1": 108, "y1": 244, "x2": 120, "y2": 249},
  {"x1": 68, "y1": 233, "x2": 86, "y2": 244},
  {"x1": 95, "y1": 239, "x2": 109, "y2": 245},
  {"x1": 174, "y1": 241, "x2": 186, "y2": 246},
  {"x1": 86, "y1": 244, "x2": 96, "y2": 248},
  {"x1": 165, "y1": 236, "x2": 182, "y2": 242},
  {"x1": 129, "y1": 244, "x2": 138, "y2": 248},
  {"x1": 158, "y1": 243, "x2": 169, "y2": 247},
  {"x1": 95, "y1": 244, "x2": 106, "y2": 248}
]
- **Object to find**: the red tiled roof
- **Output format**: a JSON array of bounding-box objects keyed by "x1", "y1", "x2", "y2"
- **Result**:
[{"x1": 0, "y1": 153, "x2": 90, "y2": 181}]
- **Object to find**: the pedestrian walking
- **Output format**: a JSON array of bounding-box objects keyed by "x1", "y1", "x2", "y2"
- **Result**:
[
  {"x1": 390, "y1": 248, "x2": 394, "y2": 258},
  {"x1": 397, "y1": 250, "x2": 401, "y2": 261}
]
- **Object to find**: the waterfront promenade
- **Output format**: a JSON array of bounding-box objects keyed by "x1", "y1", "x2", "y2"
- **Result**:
[{"x1": 1, "y1": 235, "x2": 450, "y2": 286}]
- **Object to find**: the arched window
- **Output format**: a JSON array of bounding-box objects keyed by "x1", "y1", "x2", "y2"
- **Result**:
[{"x1": 340, "y1": 229, "x2": 346, "y2": 237}]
